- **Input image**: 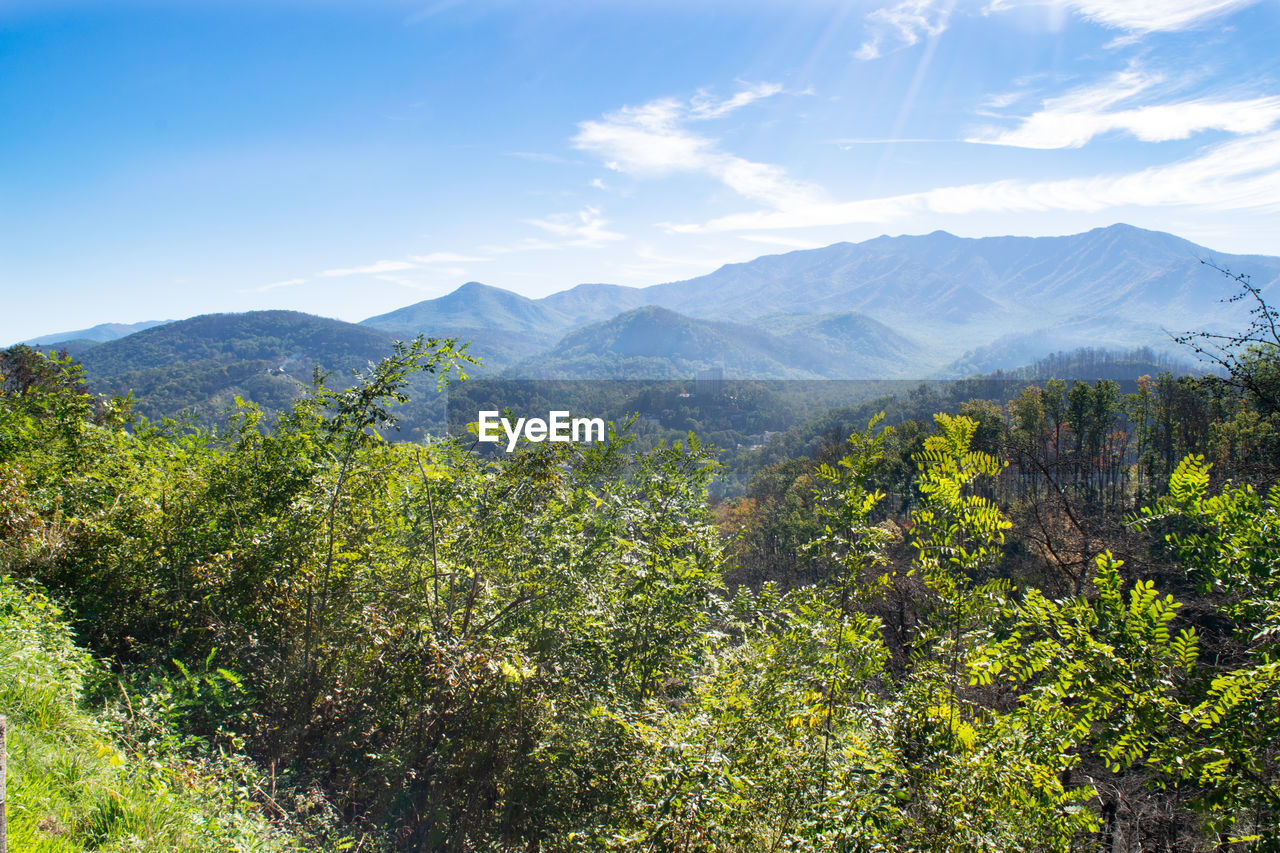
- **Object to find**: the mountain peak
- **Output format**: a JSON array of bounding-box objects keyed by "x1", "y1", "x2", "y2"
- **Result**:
[{"x1": 452, "y1": 281, "x2": 502, "y2": 294}]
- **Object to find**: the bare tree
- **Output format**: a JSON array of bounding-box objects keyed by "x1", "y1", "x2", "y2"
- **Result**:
[{"x1": 1174, "y1": 260, "x2": 1280, "y2": 415}]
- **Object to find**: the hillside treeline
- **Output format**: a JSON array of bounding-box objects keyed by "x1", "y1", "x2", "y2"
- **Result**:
[{"x1": 1, "y1": 324, "x2": 1278, "y2": 850}]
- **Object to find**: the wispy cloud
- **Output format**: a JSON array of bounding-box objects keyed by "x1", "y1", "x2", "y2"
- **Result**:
[
  {"x1": 525, "y1": 206, "x2": 626, "y2": 247},
  {"x1": 665, "y1": 129, "x2": 1280, "y2": 232},
  {"x1": 244, "y1": 277, "x2": 306, "y2": 293},
  {"x1": 576, "y1": 98, "x2": 712, "y2": 174},
  {"x1": 986, "y1": 0, "x2": 1260, "y2": 33},
  {"x1": 970, "y1": 67, "x2": 1280, "y2": 148},
  {"x1": 979, "y1": 90, "x2": 1026, "y2": 111},
  {"x1": 319, "y1": 259, "x2": 418, "y2": 278},
  {"x1": 609, "y1": 245, "x2": 752, "y2": 282},
  {"x1": 977, "y1": 96, "x2": 1280, "y2": 148},
  {"x1": 856, "y1": 0, "x2": 954, "y2": 61},
  {"x1": 374, "y1": 275, "x2": 439, "y2": 292},
  {"x1": 855, "y1": 0, "x2": 1257, "y2": 63},
  {"x1": 573, "y1": 85, "x2": 819, "y2": 211},
  {"x1": 316, "y1": 252, "x2": 486, "y2": 279},
  {"x1": 689, "y1": 82, "x2": 784, "y2": 119}
]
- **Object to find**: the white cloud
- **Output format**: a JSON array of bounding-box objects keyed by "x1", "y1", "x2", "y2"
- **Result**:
[
  {"x1": 315, "y1": 252, "x2": 487, "y2": 279},
  {"x1": 573, "y1": 86, "x2": 819, "y2": 211},
  {"x1": 980, "y1": 97, "x2": 1280, "y2": 148},
  {"x1": 525, "y1": 206, "x2": 626, "y2": 247},
  {"x1": 971, "y1": 67, "x2": 1280, "y2": 148},
  {"x1": 609, "y1": 245, "x2": 755, "y2": 282},
  {"x1": 690, "y1": 82, "x2": 784, "y2": 120},
  {"x1": 247, "y1": 277, "x2": 306, "y2": 293},
  {"x1": 856, "y1": 0, "x2": 954, "y2": 61},
  {"x1": 665, "y1": 129, "x2": 1280, "y2": 232},
  {"x1": 374, "y1": 275, "x2": 437, "y2": 291},
  {"x1": 854, "y1": 0, "x2": 1258, "y2": 64},
  {"x1": 319, "y1": 259, "x2": 418, "y2": 277},
  {"x1": 1016, "y1": 0, "x2": 1259, "y2": 33},
  {"x1": 979, "y1": 90, "x2": 1026, "y2": 111},
  {"x1": 575, "y1": 98, "x2": 715, "y2": 175}
]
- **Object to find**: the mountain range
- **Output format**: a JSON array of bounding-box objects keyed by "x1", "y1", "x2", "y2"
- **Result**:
[
  {"x1": 20, "y1": 223, "x2": 1280, "y2": 420},
  {"x1": 359, "y1": 223, "x2": 1280, "y2": 376},
  {"x1": 19, "y1": 320, "x2": 170, "y2": 357}
]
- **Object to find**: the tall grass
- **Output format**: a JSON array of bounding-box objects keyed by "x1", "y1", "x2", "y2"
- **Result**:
[{"x1": 0, "y1": 575, "x2": 300, "y2": 852}]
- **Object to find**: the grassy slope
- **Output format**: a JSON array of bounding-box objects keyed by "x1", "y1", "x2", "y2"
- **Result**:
[{"x1": 0, "y1": 575, "x2": 298, "y2": 853}]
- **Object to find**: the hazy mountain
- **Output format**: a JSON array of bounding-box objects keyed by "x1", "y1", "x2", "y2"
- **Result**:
[
  {"x1": 363, "y1": 224, "x2": 1279, "y2": 377},
  {"x1": 639, "y1": 232, "x2": 1009, "y2": 329},
  {"x1": 755, "y1": 312, "x2": 928, "y2": 377},
  {"x1": 20, "y1": 319, "x2": 169, "y2": 347},
  {"x1": 361, "y1": 282, "x2": 585, "y2": 370},
  {"x1": 633, "y1": 224, "x2": 1280, "y2": 360},
  {"x1": 360, "y1": 281, "x2": 655, "y2": 372},
  {"x1": 27, "y1": 338, "x2": 104, "y2": 358},
  {"x1": 506, "y1": 306, "x2": 923, "y2": 379},
  {"x1": 538, "y1": 282, "x2": 649, "y2": 326},
  {"x1": 506, "y1": 307, "x2": 808, "y2": 379},
  {"x1": 363, "y1": 282, "x2": 562, "y2": 335},
  {"x1": 42, "y1": 223, "x2": 1280, "y2": 423}
]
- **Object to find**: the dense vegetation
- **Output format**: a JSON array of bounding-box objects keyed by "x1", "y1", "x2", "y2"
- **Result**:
[
  {"x1": 3, "y1": 279, "x2": 1279, "y2": 849},
  {"x1": 505, "y1": 306, "x2": 922, "y2": 380},
  {"x1": 73, "y1": 311, "x2": 410, "y2": 428}
]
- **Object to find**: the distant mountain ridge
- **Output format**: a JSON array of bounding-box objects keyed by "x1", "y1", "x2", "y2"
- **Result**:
[
  {"x1": 364, "y1": 282, "x2": 566, "y2": 336},
  {"x1": 78, "y1": 311, "x2": 400, "y2": 422},
  {"x1": 80, "y1": 311, "x2": 393, "y2": 374},
  {"x1": 360, "y1": 224, "x2": 1279, "y2": 376},
  {"x1": 20, "y1": 319, "x2": 169, "y2": 348},
  {"x1": 34, "y1": 224, "x2": 1280, "y2": 421},
  {"x1": 362, "y1": 282, "x2": 580, "y2": 370},
  {"x1": 506, "y1": 307, "x2": 925, "y2": 380}
]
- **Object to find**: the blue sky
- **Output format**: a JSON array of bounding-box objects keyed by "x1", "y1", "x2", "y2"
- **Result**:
[{"x1": 4, "y1": 0, "x2": 1280, "y2": 344}]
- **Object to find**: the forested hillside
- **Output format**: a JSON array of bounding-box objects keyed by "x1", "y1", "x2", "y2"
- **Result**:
[
  {"x1": 3, "y1": 273, "x2": 1279, "y2": 850},
  {"x1": 507, "y1": 307, "x2": 925, "y2": 380},
  {"x1": 73, "y1": 311, "x2": 427, "y2": 427}
]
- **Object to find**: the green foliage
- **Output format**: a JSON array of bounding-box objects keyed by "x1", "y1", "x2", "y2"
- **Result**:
[
  {"x1": 0, "y1": 575, "x2": 300, "y2": 852},
  {"x1": 1133, "y1": 457, "x2": 1280, "y2": 839},
  {"x1": 809, "y1": 412, "x2": 896, "y2": 596},
  {"x1": 912, "y1": 413, "x2": 1010, "y2": 579},
  {"x1": 5, "y1": 338, "x2": 1280, "y2": 850},
  {"x1": 969, "y1": 551, "x2": 1196, "y2": 772},
  {"x1": 616, "y1": 589, "x2": 894, "y2": 851},
  {"x1": 2, "y1": 339, "x2": 732, "y2": 849}
]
